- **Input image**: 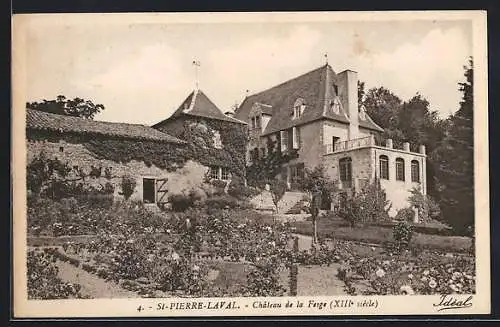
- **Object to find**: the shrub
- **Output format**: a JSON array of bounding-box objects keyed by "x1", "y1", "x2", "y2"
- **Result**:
[
  {"x1": 408, "y1": 187, "x2": 441, "y2": 222},
  {"x1": 169, "y1": 194, "x2": 195, "y2": 212},
  {"x1": 120, "y1": 175, "x2": 136, "y2": 200},
  {"x1": 243, "y1": 258, "x2": 286, "y2": 297},
  {"x1": 337, "y1": 179, "x2": 391, "y2": 227},
  {"x1": 205, "y1": 195, "x2": 241, "y2": 209},
  {"x1": 392, "y1": 221, "x2": 414, "y2": 251},
  {"x1": 394, "y1": 207, "x2": 415, "y2": 222}
]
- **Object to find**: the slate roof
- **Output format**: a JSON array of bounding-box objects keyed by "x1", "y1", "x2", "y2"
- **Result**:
[
  {"x1": 234, "y1": 64, "x2": 383, "y2": 134},
  {"x1": 154, "y1": 89, "x2": 247, "y2": 127},
  {"x1": 26, "y1": 109, "x2": 186, "y2": 144}
]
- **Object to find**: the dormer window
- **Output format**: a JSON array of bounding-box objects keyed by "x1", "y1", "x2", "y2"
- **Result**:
[
  {"x1": 293, "y1": 98, "x2": 305, "y2": 119},
  {"x1": 330, "y1": 97, "x2": 341, "y2": 115},
  {"x1": 250, "y1": 115, "x2": 261, "y2": 130}
]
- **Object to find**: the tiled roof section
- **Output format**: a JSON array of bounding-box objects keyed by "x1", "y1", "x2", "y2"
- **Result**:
[
  {"x1": 26, "y1": 109, "x2": 185, "y2": 144},
  {"x1": 235, "y1": 64, "x2": 350, "y2": 135},
  {"x1": 167, "y1": 89, "x2": 247, "y2": 125},
  {"x1": 359, "y1": 111, "x2": 384, "y2": 132}
]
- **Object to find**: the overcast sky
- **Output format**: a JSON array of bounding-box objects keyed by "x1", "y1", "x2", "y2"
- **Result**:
[{"x1": 20, "y1": 13, "x2": 472, "y2": 125}]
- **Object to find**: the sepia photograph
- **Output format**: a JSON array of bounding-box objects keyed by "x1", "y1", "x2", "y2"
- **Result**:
[{"x1": 12, "y1": 11, "x2": 489, "y2": 317}]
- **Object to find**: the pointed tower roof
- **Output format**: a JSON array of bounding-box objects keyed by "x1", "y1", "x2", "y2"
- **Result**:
[{"x1": 153, "y1": 89, "x2": 247, "y2": 128}]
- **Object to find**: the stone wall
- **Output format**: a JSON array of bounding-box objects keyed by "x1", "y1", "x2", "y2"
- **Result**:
[
  {"x1": 27, "y1": 135, "x2": 207, "y2": 203},
  {"x1": 322, "y1": 142, "x2": 427, "y2": 217}
]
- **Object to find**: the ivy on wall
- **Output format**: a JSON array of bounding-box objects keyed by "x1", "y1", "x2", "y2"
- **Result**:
[
  {"x1": 246, "y1": 139, "x2": 299, "y2": 187},
  {"x1": 28, "y1": 116, "x2": 248, "y2": 180},
  {"x1": 176, "y1": 118, "x2": 248, "y2": 178}
]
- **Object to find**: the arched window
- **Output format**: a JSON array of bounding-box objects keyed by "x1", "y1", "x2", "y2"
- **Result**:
[
  {"x1": 411, "y1": 160, "x2": 420, "y2": 182},
  {"x1": 293, "y1": 98, "x2": 305, "y2": 119},
  {"x1": 395, "y1": 158, "x2": 405, "y2": 181},
  {"x1": 379, "y1": 155, "x2": 389, "y2": 180},
  {"x1": 339, "y1": 157, "x2": 352, "y2": 187}
]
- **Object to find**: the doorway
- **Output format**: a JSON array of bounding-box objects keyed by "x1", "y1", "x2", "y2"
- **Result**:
[{"x1": 143, "y1": 178, "x2": 155, "y2": 203}]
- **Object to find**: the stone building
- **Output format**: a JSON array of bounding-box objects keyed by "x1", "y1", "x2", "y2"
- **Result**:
[
  {"x1": 152, "y1": 88, "x2": 247, "y2": 182},
  {"x1": 234, "y1": 63, "x2": 427, "y2": 216},
  {"x1": 26, "y1": 108, "x2": 189, "y2": 204}
]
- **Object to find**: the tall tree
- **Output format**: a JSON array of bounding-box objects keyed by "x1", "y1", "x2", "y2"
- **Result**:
[
  {"x1": 27, "y1": 95, "x2": 105, "y2": 119},
  {"x1": 431, "y1": 57, "x2": 474, "y2": 234}
]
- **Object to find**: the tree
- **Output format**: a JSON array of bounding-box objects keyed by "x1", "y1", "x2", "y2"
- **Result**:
[
  {"x1": 269, "y1": 178, "x2": 287, "y2": 215},
  {"x1": 27, "y1": 95, "x2": 105, "y2": 119},
  {"x1": 431, "y1": 57, "x2": 474, "y2": 234},
  {"x1": 300, "y1": 165, "x2": 336, "y2": 244}
]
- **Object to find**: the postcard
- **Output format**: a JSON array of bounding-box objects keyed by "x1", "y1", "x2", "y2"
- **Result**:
[{"x1": 12, "y1": 10, "x2": 489, "y2": 317}]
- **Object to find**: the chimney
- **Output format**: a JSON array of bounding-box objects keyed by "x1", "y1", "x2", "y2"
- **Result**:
[
  {"x1": 419, "y1": 145, "x2": 426, "y2": 155},
  {"x1": 403, "y1": 142, "x2": 410, "y2": 152},
  {"x1": 386, "y1": 138, "x2": 393, "y2": 149},
  {"x1": 338, "y1": 70, "x2": 359, "y2": 140}
]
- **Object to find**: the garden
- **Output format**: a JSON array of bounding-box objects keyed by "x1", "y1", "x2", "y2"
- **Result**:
[{"x1": 26, "y1": 155, "x2": 476, "y2": 300}]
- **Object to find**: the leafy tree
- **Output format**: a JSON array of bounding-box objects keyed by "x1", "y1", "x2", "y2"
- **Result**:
[
  {"x1": 431, "y1": 57, "x2": 474, "y2": 234},
  {"x1": 27, "y1": 95, "x2": 105, "y2": 119},
  {"x1": 269, "y1": 178, "x2": 287, "y2": 214},
  {"x1": 300, "y1": 165, "x2": 336, "y2": 244},
  {"x1": 246, "y1": 139, "x2": 298, "y2": 187}
]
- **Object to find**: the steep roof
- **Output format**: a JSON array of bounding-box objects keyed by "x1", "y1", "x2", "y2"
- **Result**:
[
  {"x1": 154, "y1": 89, "x2": 247, "y2": 127},
  {"x1": 234, "y1": 64, "x2": 383, "y2": 134},
  {"x1": 26, "y1": 109, "x2": 185, "y2": 144}
]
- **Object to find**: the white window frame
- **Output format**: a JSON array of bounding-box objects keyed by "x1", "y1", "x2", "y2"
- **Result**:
[
  {"x1": 280, "y1": 130, "x2": 288, "y2": 152},
  {"x1": 292, "y1": 126, "x2": 300, "y2": 149}
]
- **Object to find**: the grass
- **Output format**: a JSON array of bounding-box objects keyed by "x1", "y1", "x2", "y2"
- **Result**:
[{"x1": 291, "y1": 219, "x2": 472, "y2": 253}]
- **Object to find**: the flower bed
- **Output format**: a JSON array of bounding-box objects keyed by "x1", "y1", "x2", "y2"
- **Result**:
[
  {"x1": 337, "y1": 250, "x2": 475, "y2": 295},
  {"x1": 27, "y1": 248, "x2": 88, "y2": 299}
]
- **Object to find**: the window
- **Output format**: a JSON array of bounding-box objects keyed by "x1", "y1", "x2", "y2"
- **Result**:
[
  {"x1": 213, "y1": 131, "x2": 222, "y2": 149},
  {"x1": 280, "y1": 130, "x2": 288, "y2": 152},
  {"x1": 292, "y1": 126, "x2": 301, "y2": 149},
  {"x1": 396, "y1": 158, "x2": 405, "y2": 181},
  {"x1": 293, "y1": 98, "x2": 305, "y2": 119},
  {"x1": 59, "y1": 146, "x2": 64, "y2": 152},
  {"x1": 143, "y1": 178, "x2": 155, "y2": 203},
  {"x1": 332, "y1": 136, "x2": 340, "y2": 145},
  {"x1": 411, "y1": 160, "x2": 420, "y2": 182},
  {"x1": 333, "y1": 84, "x2": 339, "y2": 95},
  {"x1": 290, "y1": 163, "x2": 305, "y2": 185},
  {"x1": 221, "y1": 167, "x2": 230, "y2": 181},
  {"x1": 209, "y1": 166, "x2": 220, "y2": 180},
  {"x1": 379, "y1": 155, "x2": 389, "y2": 180},
  {"x1": 339, "y1": 157, "x2": 352, "y2": 187}
]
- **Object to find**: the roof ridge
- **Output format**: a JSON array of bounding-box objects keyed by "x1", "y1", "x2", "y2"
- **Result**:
[{"x1": 246, "y1": 64, "x2": 331, "y2": 99}]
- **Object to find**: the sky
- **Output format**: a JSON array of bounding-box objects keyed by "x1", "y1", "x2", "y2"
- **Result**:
[{"x1": 19, "y1": 13, "x2": 473, "y2": 125}]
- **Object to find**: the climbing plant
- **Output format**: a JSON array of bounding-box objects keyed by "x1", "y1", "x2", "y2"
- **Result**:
[{"x1": 246, "y1": 139, "x2": 299, "y2": 187}]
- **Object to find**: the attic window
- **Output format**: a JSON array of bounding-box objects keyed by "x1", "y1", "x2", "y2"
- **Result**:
[
  {"x1": 330, "y1": 97, "x2": 341, "y2": 115},
  {"x1": 293, "y1": 98, "x2": 305, "y2": 119}
]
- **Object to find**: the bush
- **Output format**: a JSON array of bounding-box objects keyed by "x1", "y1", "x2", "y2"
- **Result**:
[
  {"x1": 394, "y1": 207, "x2": 415, "y2": 222},
  {"x1": 169, "y1": 194, "x2": 196, "y2": 212},
  {"x1": 408, "y1": 187, "x2": 441, "y2": 222},
  {"x1": 205, "y1": 195, "x2": 241, "y2": 209},
  {"x1": 269, "y1": 178, "x2": 287, "y2": 212},
  {"x1": 120, "y1": 175, "x2": 136, "y2": 200},
  {"x1": 392, "y1": 221, "x2": 414, "y2": 251},
  {"x1": 337, "y1": 179, "x2": 391, "y2": 227}
]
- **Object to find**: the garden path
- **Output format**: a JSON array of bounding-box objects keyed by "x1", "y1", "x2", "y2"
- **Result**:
[
  {"x1": 288, "y1": 233, "x2": 347, "y2": 295},
  {"x1": 56, "y1": 260, "x2": 137, "y2": 299}
]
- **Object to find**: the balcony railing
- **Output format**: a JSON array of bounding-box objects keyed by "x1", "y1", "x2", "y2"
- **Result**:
[{"x1": 324, "y1": 135, "x2": 375, "y2": 154}]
